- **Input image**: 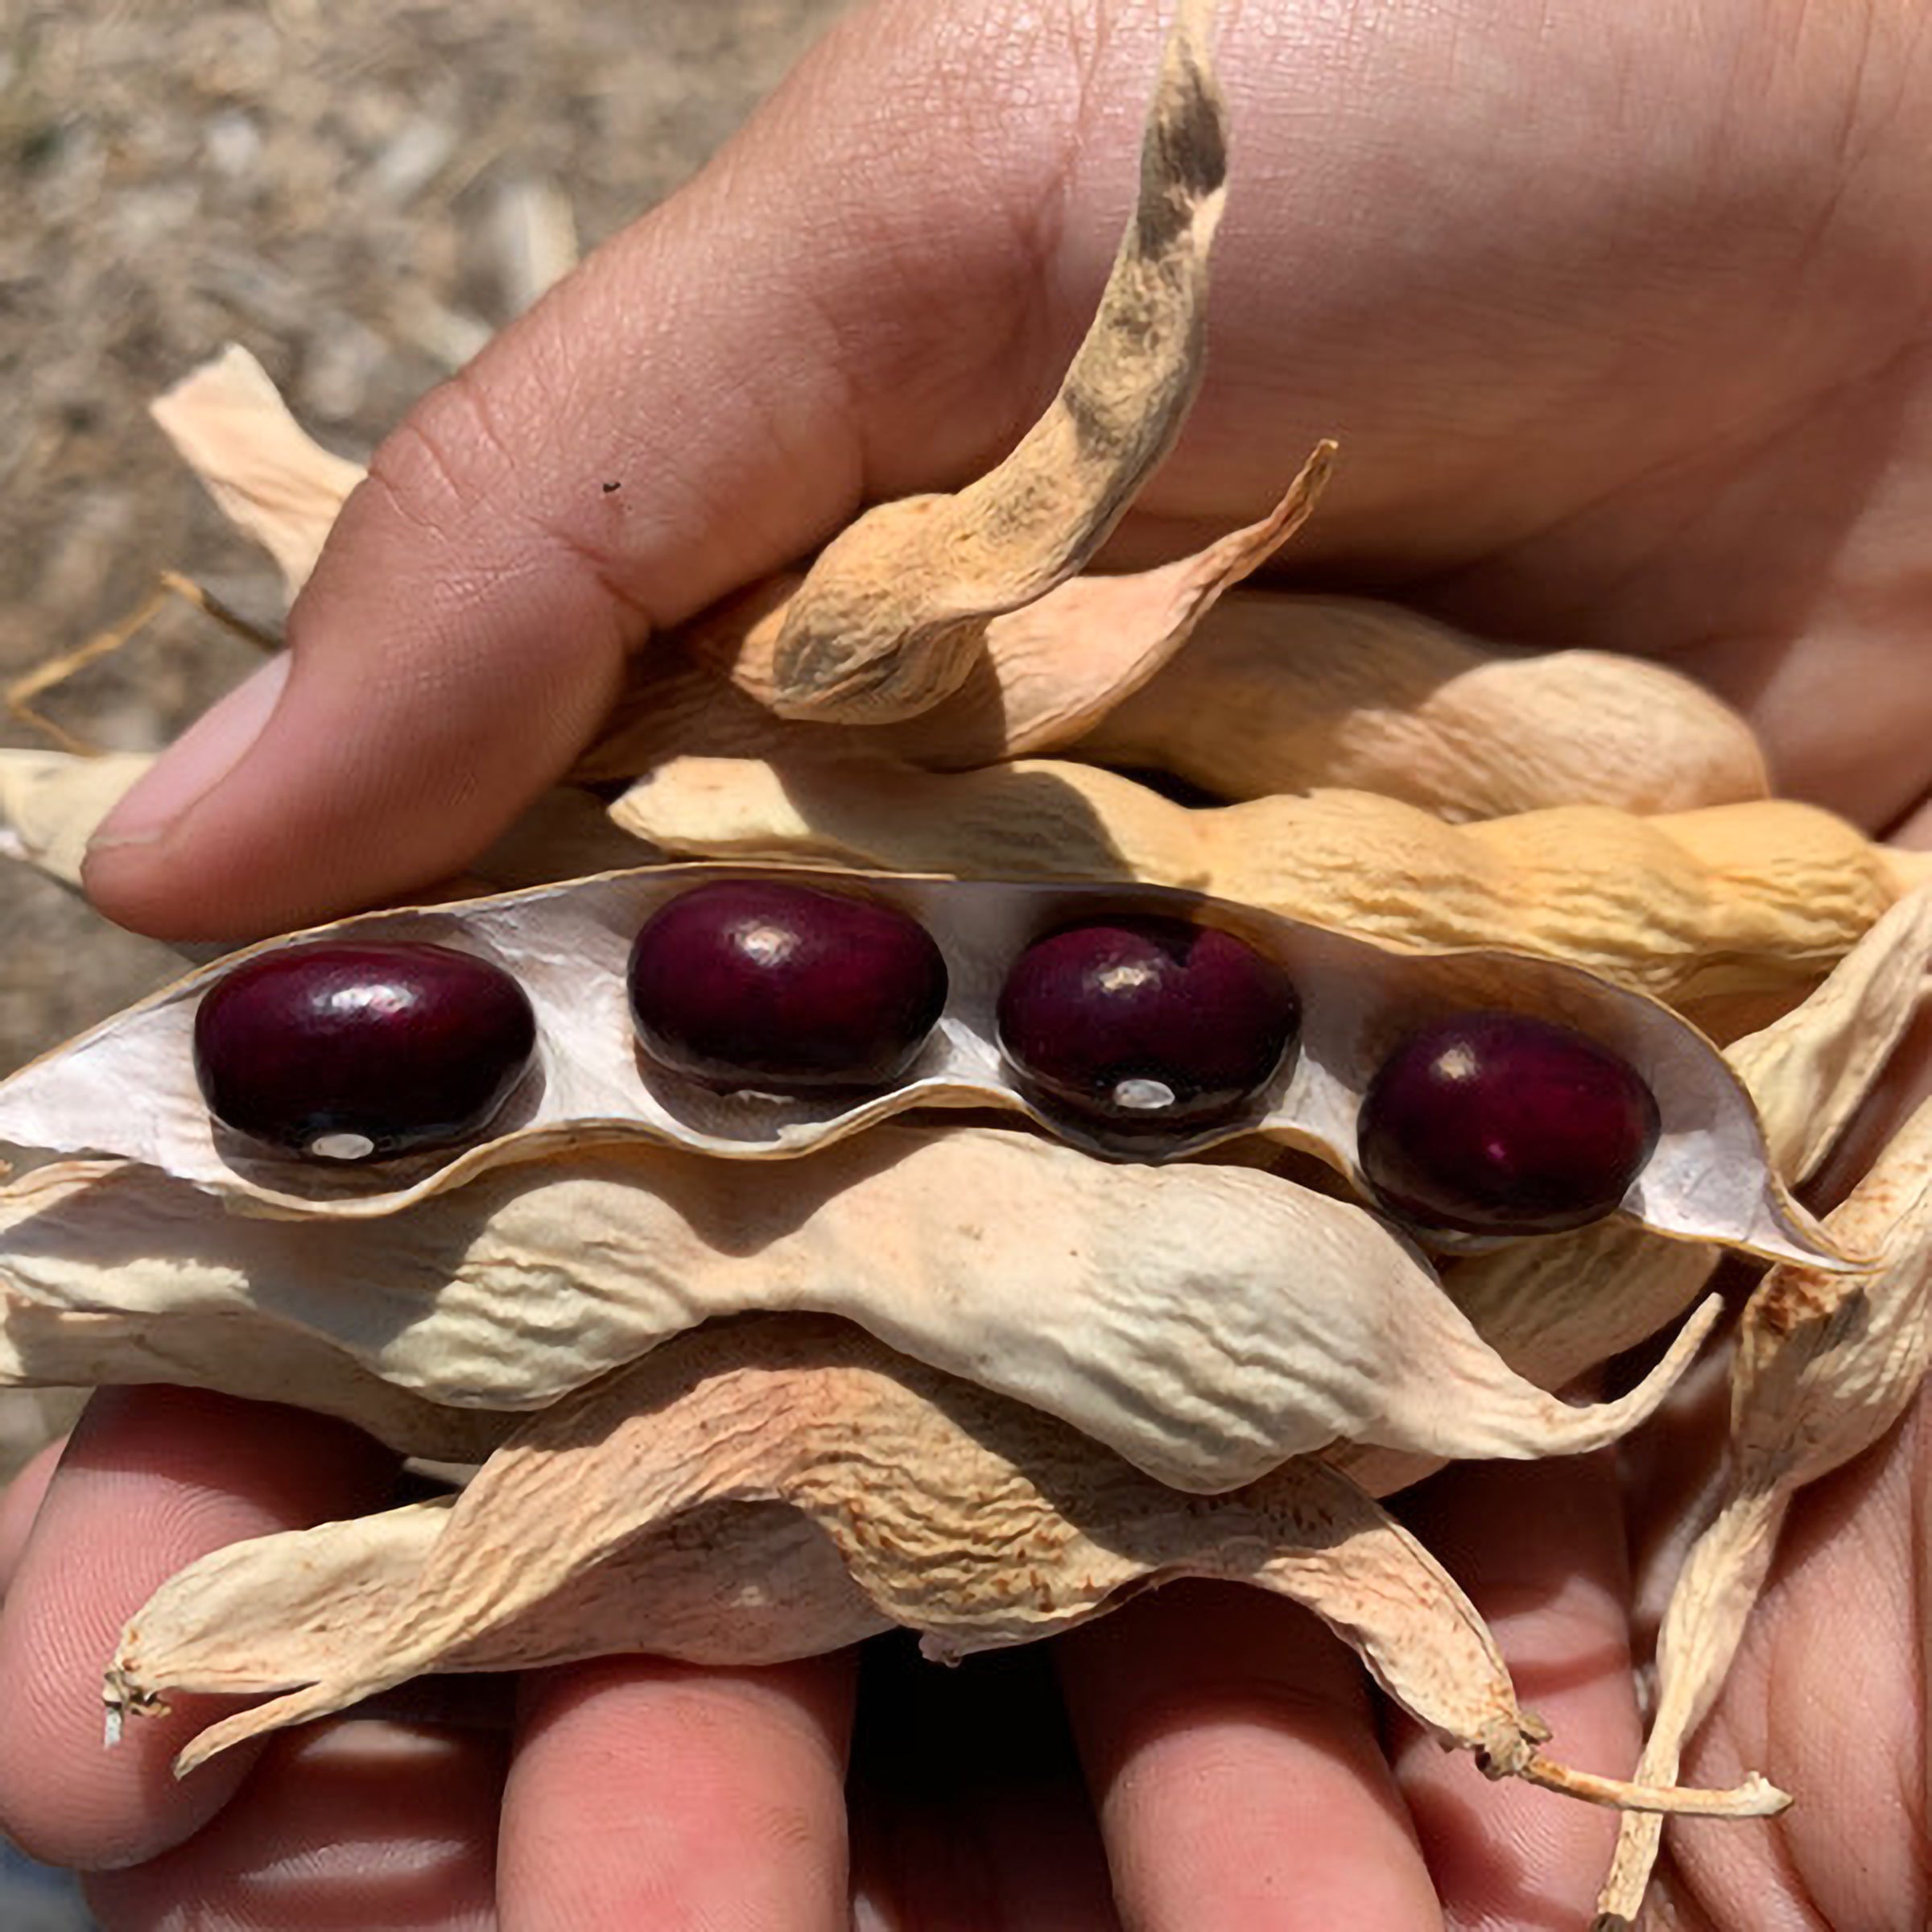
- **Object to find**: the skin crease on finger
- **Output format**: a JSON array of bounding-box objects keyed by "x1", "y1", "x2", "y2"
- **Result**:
[{"x1": 78, "y1": 0, "x2": 1932, "y2": 939}]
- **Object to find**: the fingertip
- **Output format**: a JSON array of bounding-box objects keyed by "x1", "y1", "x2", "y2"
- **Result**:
[{"x1": 0, "y1": 1389, "x2": 396, "y2": 1870}]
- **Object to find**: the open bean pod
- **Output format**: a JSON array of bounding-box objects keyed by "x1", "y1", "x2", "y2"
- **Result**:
[{"x1": 0, "y1": 862, "x2": 1839, "y2": 1264}]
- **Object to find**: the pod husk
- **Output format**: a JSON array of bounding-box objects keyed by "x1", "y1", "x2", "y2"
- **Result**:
[
  {"x1": 105, "y1": 1313, "x2": 1781, "y2": 1830},
  {"x1": 751, "y1": 0, "x2": 1232, "y2": 723},
  {"x1": 609, "y1": 756, "x2": 1926, "y2": 1006},
  {"x1": 0, "y1": 1125, "x2": 1726, "y2": 1492},
  {"x1": 1331, "y1": 886, "x2": 1932, "y2": 1499}
]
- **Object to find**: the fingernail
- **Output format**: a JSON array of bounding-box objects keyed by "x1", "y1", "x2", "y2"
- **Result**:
[{"x1": 87, "y1": 652, "x2": 291, "y2": 852}]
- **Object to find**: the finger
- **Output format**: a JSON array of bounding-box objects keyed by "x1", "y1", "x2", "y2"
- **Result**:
[
  {"x1": 0, "y1": 1434, "x2": 67, "y2": 1593},
  {"x1": 1056, "y1": 1580, "x2": 1443, "y2": 1930},
  {"x1": 1387, "y1": 1451, "x2": 1642, "y2": 1930},
  {"x1": 0, "y1": 1387, "x2": 395, "y2": 1871},
  {"x1": 497, "y1": 1649, "x2": 856, "y2": 1931},
  {"x1": 80, "y1": 1718, "x2": 503, "y2": 1932},
  {"x1": 848, "y1": 1631, "x2": 1117, "y2": 1931},
  {"x1": 81, "y1": 1, "x2": 1083, "y2": 942}
]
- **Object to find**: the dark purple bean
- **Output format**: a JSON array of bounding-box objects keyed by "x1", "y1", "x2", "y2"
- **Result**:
[
  {"x1": 1358, "y1": 1009, "x2": 1660, "y2": 1236},
  {"x1": 193, "y1": 942, "x2": 536, "y2": 1162},
  {"x1": 627, "y1": 880, "x2": 948, "y2": 1090},
  {"x1": 997, "y1": 915, "x2": 1298, "y2": 1128}
]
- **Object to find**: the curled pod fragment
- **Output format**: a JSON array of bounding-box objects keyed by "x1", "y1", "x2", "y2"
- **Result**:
[
  {"x1": 610, "y1": 755, "x2": 1928, "y2": 1006},
  {"x1": 0, "y1": 864, "x2": 1833, "y2": 1262},
  {"x1": 0, "y1": 1125, "x2": 1728, "y2": 1492},
  {"x1": 107, "y1": 1319, "x2": 1785, "y2": 1836},
  {"x1": 753, "y1": 0, "x2": 1232, "y2": 724}
]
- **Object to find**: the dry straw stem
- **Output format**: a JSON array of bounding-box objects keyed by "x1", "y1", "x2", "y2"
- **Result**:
[
  {"x1": 4, "y1": 572, "x2": 276, "y2": 758},
  {"x1": 0, "y1": 865, "x2": 1827, "y2": 1265},
  {"x1": 1594, "y1": 1090, "x2": 1932, "y2": 1929},
  {"x1": 1331, "y1": 888, "x2": 1932, "y2": 1499},
  {"x1": 753, "y1": 0, "x2": 1230, "y2": 723},
  {"x1": 609, "y1": 755, "x2": 1930, "y2": 1004},
  {"x1": 0, "y1": 1125, "x2": 1728, "y2": 1492},
  {"x1": 105, "y1": 1313, "x2": 1781, "y2": 1823}
]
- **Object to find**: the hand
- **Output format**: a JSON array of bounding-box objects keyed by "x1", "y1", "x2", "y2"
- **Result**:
[{"x1": 6, "y1": 0, "x2": 1930, "y2": 1925}]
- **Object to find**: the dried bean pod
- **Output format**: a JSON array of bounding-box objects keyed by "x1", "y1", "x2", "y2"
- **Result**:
[
  {"x1": 0, "y1": 749, "x2": 654, "y2": 908},
  {"x1": 1595, "y1": 1091, "x2": 1932, "y2": 1928},
  {"x1": 612, "y1": 755, "x2": 1927, "y2": 1005},
  {"x1": 1074, "y1": 593, "x2": 1769, "y2": 815},
  {"x1": 0, "y1": 864, "x2": 1830, "y2": 1261},
  {"x1": 105, "y1": 1314, "x2": 1780, "y2": 1827},
  {"x1": 583, "y1": 451, "x2": 1333, "y2": 779},
  {"x1": 753, "y1": 1, "x2": 1231, "y2": 723},
  {"x1": 0, "y1": 1126, "x2": 1727, "y2": 1491}
]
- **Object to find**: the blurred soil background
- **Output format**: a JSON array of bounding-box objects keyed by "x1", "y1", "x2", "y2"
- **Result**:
[{"x1": 0, "y1": 0, "x2": 852, "y2": 1488}]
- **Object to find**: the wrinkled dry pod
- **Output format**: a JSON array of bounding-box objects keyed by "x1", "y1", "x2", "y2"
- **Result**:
[{"x1": 0, "y1": 861, "x2": 1841, "y2": 1264}]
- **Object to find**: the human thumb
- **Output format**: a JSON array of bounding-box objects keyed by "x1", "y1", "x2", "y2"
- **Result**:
[{"x1": 81, "y1": 0, "x2": 1090, "y2": 942}]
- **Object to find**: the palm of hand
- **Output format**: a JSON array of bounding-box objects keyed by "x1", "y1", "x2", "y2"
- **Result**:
[{"x1": 10, "y1": 2, "x2": 1932, "y2": 1926}]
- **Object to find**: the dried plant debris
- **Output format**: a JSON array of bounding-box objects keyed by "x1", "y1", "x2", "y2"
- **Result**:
[
  {"x1": 0, "y1": 750, "x2": 159, "y2": 890},
  {"x1": 1594, "y1": 1092, "x2": 1932, "y2": 1928},
  {"x1": 0, "y1": 1125, "x2": 1729, "y2": 1492},
  {"x1": 751, "y1": 0, "x2": 1232, "y2": 722},
  {"x1": 0, "y1": 863, "x2": 1834, "y2": 1265},
  {"x1": 584, "y1": 584, "x2": 1765, "y2": 818},
  {"x1": 105, "y1": 1314, "x2": 1781, "y2": 1831},
  {"x1": 149, "y1": 346, "x2": 366, "y2": 598},
  {"x1": 609, "y1": 757, "x2": 1927, "y2": 1005}
]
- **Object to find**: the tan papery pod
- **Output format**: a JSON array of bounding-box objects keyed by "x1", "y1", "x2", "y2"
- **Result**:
[
  {"x1": 0, "y1": 1125, "x2": 1725, "y2": 1491},
  {"x1": 106, "y1": 1314, "x2": 1784, "y2": 1831},
  {"x1": 142, "y1": 352, "x2": 1769, "y2": 828},
  {"x1": 609, "y1": 755, "x2": 1927, "y2": 1004}
]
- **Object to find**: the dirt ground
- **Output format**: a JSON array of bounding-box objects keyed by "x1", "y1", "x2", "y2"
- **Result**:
[{"x1": 0, "y1": 0, "x2": 852, "y2": 1476}]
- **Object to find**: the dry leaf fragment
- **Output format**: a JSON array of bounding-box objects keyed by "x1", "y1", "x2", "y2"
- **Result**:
[
  {"x1": 108, "y1": 1314, "x2": 1781, "y2": 1827},
  {"x1": 0, "y1": 863, "x2": 1828, "y2": 1265},
  {"x1": 0, "y1": 750, "x2": 160, "y2": 890},
  {"x1": 0, "y1": 1126, "x2": 1728, "y2": 1491},
  {"x1": 753, "y1": 1, "x2": 1234, "y2": 723},
  {"x1": 1594, "y1": 1091, "x2": 1932, "y2": 1928},
  {"x1": 149, "y1": 346, "x2": 365, "y2": 597},
  {"x1": 610, "y1": 757, "x2": 1925, "y2": 1005}
]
